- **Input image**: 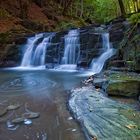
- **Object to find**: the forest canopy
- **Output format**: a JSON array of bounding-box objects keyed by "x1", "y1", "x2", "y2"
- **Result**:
[
  {"x1": 0, "y1": 0, "x2": 140, "y2": 32},
  {"x1": 51, "y1": 0, "x2": 140, "y2": 23}
]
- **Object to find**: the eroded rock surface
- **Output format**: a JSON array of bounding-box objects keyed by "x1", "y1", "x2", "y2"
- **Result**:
[{"x1": 69, "y1": 86, "x2": 140, "y2": 140}]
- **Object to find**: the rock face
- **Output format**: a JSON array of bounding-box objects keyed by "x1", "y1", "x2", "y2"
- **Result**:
[
  {"x1": 69, "y1": 86, "x2": 140, "y2": 140},
  {"x1": 107, "y1": 80, "x2": 140, "y2": 97},
  {"x1": 107, "y1": 72, "x2": 140, "y2": 98}
]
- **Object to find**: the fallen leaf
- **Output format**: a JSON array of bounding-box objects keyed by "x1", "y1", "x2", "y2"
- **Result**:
[
  {"x1": 125, "y1": 124, "x2": 137, "y2": 129},
  {"x1": 92, "y1": 136, "x2": 97, "y2": 140}
]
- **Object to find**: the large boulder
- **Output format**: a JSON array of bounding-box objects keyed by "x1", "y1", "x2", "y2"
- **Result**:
[
  {"x1": 107, "y1": 72, "x2": 140, "y2": 97},
  {"x1": 69, "y1": 86, "x2": 140, "y2": 140},
  {"x1": 107, "y1": 80, "x2": 140, "y2": 97}
]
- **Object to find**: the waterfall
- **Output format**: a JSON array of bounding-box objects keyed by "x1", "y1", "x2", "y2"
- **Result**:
[
  {"x1": 90, "y1": 33, "x2": 115, "y2": 74},
  {"x1": 21, "y1": 33, "x2": 53, "y2": 67},
  {"x1": 62, "y1": 29, "x2": 80, "y2": 64}
]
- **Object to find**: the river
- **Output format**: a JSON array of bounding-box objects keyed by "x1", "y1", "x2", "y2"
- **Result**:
[{"x1": 0, "y1": 69, "x2": 85, "y2": 140}]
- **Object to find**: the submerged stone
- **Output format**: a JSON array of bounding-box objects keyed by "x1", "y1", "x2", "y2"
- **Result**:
[
  {"x1": 0, "y1": 108, "x2": 8, "y2": 117},
  {"x1": 7, "y1": 104, "x2": 21, "y2": 111},
  {"x1": 12, "y1": 117, "x2": 25, "y2": 124},
  {"x1": 24, "y1": 119, "x2": 32, "y2": 125},
  {"x1": 107, "y1": 80, "x2": 140, "y2": 97},
  {"x1": 22, "y1": 112, "x2": 40, "y2": 119}
]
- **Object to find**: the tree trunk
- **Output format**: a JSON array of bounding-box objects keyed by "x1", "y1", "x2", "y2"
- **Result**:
[
  {"x1": 118, "y1": 0, "x2": 126, "y2": 15},
  {"x1": 62, "y1": 0, "x2": 73, "y2": 15},
  {"x1": 80, "y1": 0, "x2": 83, "y2": 18}
]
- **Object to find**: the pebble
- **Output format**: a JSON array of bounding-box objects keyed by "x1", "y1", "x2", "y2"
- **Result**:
[
  {"x1": 72, "y1": 129, "x2": 77, "y2": 132},
  {"x1": 67, "y1": 117, "x2": 73, "y2": 120},
  {"x1": 24, "y1": 119, "x2": 32, "y2": 125}
]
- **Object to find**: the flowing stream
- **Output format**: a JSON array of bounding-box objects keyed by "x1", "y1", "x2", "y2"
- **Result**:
[
  {"x1": 61, "y1": 29, "x2": 80, "y2": 64},
  {"x1": 90, "y1": 33, "x2": 115, "y2": 74},
  {"x1": 21, "y1": 33, "x2": 54, "y2": 67},
  {"x1": 0, "y1": 31, "x2": 118, "y2": 140}
]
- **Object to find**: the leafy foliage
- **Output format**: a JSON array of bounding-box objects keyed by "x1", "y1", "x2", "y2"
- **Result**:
[
  {"x1": 0, "y1": 8, "x2": 11, "y2": 19},
  {"x1": 128, "y1": 13, "x2": 140, "y2": 23}
]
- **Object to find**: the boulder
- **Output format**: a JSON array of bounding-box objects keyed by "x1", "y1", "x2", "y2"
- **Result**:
[
  {"x1": 107, "y1": 72, "x2": 140, "y2": 97},
  {"x1": 15, "y1": 37, "x2": 27, "y2": 45},
  {"x1": 110, "y1": 30, "x2": 124, "y2": 42},
  {"x1": 0, "y1": 60, "x2": 18, "y2": 67},
  {"x1": 109, "y1": 60, "x2": 126, "y2": 67},
  {"x1": 107, "y1": 80, "x2": 140, "y2": 97},
  {"x1": 69, "y1": 86, "x2": 140, "y2": 140}
]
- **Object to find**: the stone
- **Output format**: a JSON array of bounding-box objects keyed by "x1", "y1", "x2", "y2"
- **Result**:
[
  {"x1": 7, "y1": 104, "x2": 20, "y2": 111},
  {"x1": 22, "y1": 112, "x2": 40, "y2": 119},
  {"x1": 0, "y1": 108, "x2": 8, "y2": 117},
  {"x1": 109, "y1": 60, "x2": 126, "y2": 67},
  {"x1": 77, "y1": 61, "x2": 88, "y2": 68},
  {"x1": 110, "y1": 30, "x2": 124, "y2": 42},
  {"x1": 69, "y1": 86, "x2": 140, "y2": 140},
  {"x1": 108, "y1": 22, "x2": 125, "y2": 32},
  {"x1": 12, "y1": 117, "x2": 25, "y2": 124},
  {"x1": 107, "y1": 80, "x2": 140, "y2": 97},
  {"x1": 0, "y1": 60, "x2": 17, "y2": 68},
  {"x1": 15, "y1": 37, "x2": 27, "y2": 45},
  {"x1": 107, "y1": 72, "x2": 140, "y2": 97}
]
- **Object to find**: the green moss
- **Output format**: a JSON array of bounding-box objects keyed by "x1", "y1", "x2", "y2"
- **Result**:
[
  {"x1": 109, "y1": 73, "x2": 140, "y2": 81},
  {"x1": 128, "y1": 13, "x2": 140, "y2": 24},
  {"x1": 107, "y1": 72, "x2": 140, "y2": 97},
  {"x1": 55, "y1": 18, "x2": 87, "y2": 31},
  {"x1": 120, "y1": 109, "x2": 140, "y2": 131},
  {"x1": 107, "y1": 81, "x2": 140, "y2": 97}
]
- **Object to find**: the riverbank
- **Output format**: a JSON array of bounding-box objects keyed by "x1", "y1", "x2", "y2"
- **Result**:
[{"x1": 69, "y1": 85, "x2": 140, "y2": 140}]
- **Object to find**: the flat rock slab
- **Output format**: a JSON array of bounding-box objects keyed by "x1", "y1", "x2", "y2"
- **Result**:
[{"x1": 69, "y1": 86, "x2": 140, "y2": 140}]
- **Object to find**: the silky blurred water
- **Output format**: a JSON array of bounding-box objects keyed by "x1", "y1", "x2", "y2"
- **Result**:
[{"x1": 0, "y1": 69, "x2": 85, "y2": 140}]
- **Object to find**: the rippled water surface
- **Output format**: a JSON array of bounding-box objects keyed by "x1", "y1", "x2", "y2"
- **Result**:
[{"x1": 0, "y1": 69, "x2": 85, "y2": 140}]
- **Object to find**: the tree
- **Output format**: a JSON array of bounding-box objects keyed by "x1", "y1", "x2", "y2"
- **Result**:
[
  {"x1": 80, "y1": 0, "x2": 83, "y2": 17},
  {"x1": 118, "y1": 0, "x2": 126, "y2": 15}
]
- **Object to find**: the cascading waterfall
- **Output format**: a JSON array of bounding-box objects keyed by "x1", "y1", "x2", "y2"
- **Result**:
[
  {"x1": 21, "y1": 34, "x2": 43, "y2": 66},
  {"x1": 21, "y1": 33, "x2": 54, "y2": 67},
  {"x1": 62, "y1": 29, "x2": 80, "y2": 64},
  {"x1": 90, "y1": 33, "x2": 115, "y2": 74}
]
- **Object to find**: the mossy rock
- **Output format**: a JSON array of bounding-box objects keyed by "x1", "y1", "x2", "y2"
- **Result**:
[{"x1": 107, "y1": 80, "x2": 140, "y2": 97}]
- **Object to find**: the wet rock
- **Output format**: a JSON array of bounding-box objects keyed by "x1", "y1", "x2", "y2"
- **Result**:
[
  {"x1": 0, "y1": 108, "x2": 8, "y2": 117},
  {"x1": 7, "y1": 104, "x2": 21, "y2": 111},
  {"x1": 107, "y1": 80, "x2": 140, "y2": 97},
  {"x1": 77, "y1": 61, "x2": 88, "y2": 68},
  {"x1": 22, "y1": 112, "x2": 40, "y2": 119},
  {"x1": 109, "y1": 60, "x2": 126, "y2": 67},
  {"x1": 7, "y1": 120, "x2": 19, "y2": 131},
  {"x1": 107, "y1": 72, "x2": 140, "y2": 97},
  {"x1": 0, "y1": 60, "x2": 18, "y2": 68},
  {"x1": 108, "y1": 22, "x2": 125, "y2": 32},
  {"x1": 15, "y1": 37, "x2": 27, "y2": 45},
  {"x1": 24, "y1": 119, "x2": 32, "y2": 125},
  {"x1": 94, "y1": 78, "x2": 109, "y2": 91},
  {"x1": 12, "y1": 117, "x2": 25, "y2": 124},
  {"x1": 69, "y1": 86, "x2": 140, "y2": 140}
]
